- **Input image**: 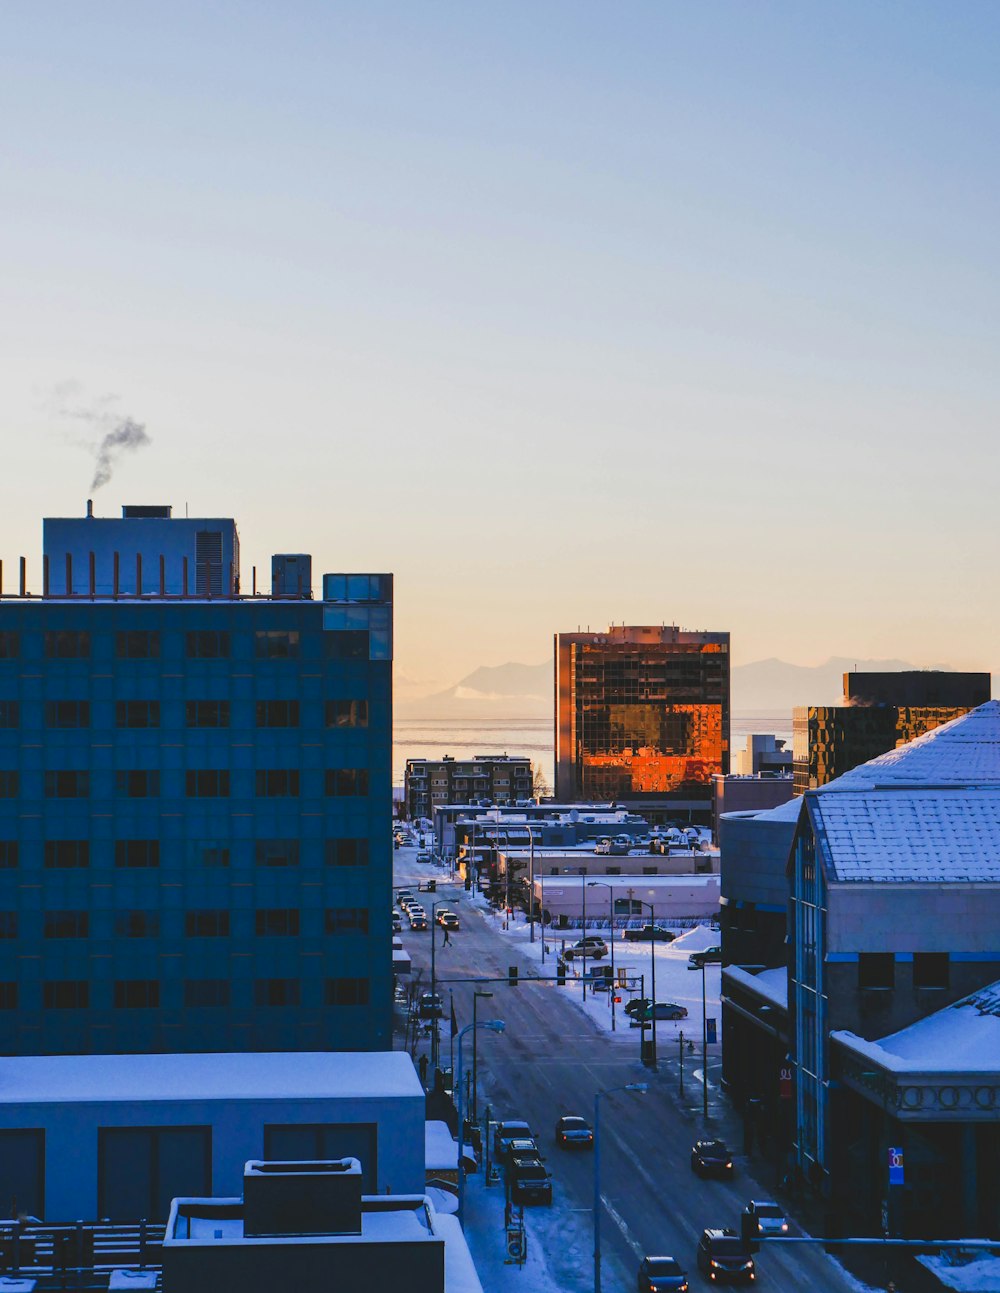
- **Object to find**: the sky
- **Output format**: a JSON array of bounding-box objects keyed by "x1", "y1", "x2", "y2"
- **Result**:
[{"x1": 1, "y1": 2, "x2": 998, "y2": 696}]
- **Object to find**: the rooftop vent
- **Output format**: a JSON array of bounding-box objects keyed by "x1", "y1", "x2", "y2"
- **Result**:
[
  {"x1": 243, "y1": 1158, "x2": 362, "y2": 1237},
  {"x1": 122, "y1": 505, "x2": 172, "y2": 519}
]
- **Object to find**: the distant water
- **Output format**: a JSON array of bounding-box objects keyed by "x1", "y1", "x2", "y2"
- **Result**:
[{"x1": 393, "y1": 712, "x2": 793, "y2": 787}]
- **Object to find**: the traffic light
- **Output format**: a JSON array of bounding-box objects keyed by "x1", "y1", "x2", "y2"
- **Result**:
[
  {"x1": 508, "y1": 965, "x2": 519, "y2": 987},
  {"x1": 740, "y1": 1210, "x2": 761, "y2": 1253}
]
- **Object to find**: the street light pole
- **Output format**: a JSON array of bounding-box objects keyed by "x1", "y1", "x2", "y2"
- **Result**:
[
  {"x1": 688, "y1": 956, "x2": 710, "y2": 1119},
  {"x1": 582, "y1": 876, "x2": 588, "y2": 1001},
  {"x1": 430, "y1": 898, "x2": 440, "y2": 1068},
  {"x1": 593, "y1": 1082, "x2": 648, "y2": 1293},
  {"x1": 527, "y1": 824, "x2": 536, "y2": 945},
  {"x1": 638, "y1": 898, "x2": 657, "y2": 1069},
  {"x1": 472, "y1": 989, "x2": 493, "y2": 1124},
  {"x1": 587, "y1": 881, "x2": 616, "y2": 1031},
  {"x1": 457, "y1": 1019, "x2": 505, "y2": 1228}
]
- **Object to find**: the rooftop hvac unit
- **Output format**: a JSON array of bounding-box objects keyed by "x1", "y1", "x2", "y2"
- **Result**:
[{"x1": 271, "y1": 553, "x2": 313, "y2": 598}]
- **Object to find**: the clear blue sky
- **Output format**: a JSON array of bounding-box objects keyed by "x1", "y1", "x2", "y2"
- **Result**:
[{"x1": 1, "y1": 2, "x2": 998, "y2": 692}]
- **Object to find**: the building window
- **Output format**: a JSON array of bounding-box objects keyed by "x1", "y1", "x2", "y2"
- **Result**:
[
  {"x1": 45, "y1": 630, "x2": 90, "y2": 659},
  {"x1": 0, "y1": 841, "x2": 17, "y2": 868},
  {"x1": 44, "y1": 910, "x2": 89, "y2": 938},
  {"x1": 0, "y1": 631, "x2": 19, "y2": 658},
  {"x1": 254, "y1": 840, "x2": 300, "y2": 867},
  {"x1": 0, "y1": 983, "x2": 16, "y2": 1009},
  {"x1": 45, "y1": 840, "x2": 89, "y2": 868},
  {"x1": 0, "y1": 771, "x2": 19, "y2": 798},
  {"x1": 45, "y1": 770, "x2": 89, "y2": 798},
  {"x1": 858, "y1": 952, "x2": 895, "y2": 990},
  {"x1": 45, "y1": 700, "x2": 90, "y2": 728},
  {"x1": 324, "y1": 908, "x2": 369, "y2": 935},
  {"x1": 325, "y1": 700, "x2": 368, "y2": 728},
  {"x1": 255, "y1": 769, "x2": 300, "y2": 797},
  {"x1": 0, "y1": 701, "x2": 19, "y2": 728},
  {"x1": 185, "y1": 911, "x2": 230, "y2": 937},
  {"x1": 115, "y1": 770, "x2": 160, "y2": 798},
  {"x1": 913, "y1": 952, "x2": 949, "y2": 989},
  {"x1": 186, "y1": 770, "x2": 230, "y2": 797},
  {"x1": 114, "y1": 911, "x2": 160, "y2": 938},
  {"x1": 44, "y1": 980, "x2": 89, "y2": 1009},
  {"x1": 324, "y1": 977, "x2": 370, "y2": 1006},
  {"x1": 254, "y1": 978, "x2": 300, "y2": 1007},
  {"x1": 642, "y1": 866, "x2": 659, "y2": 875},
  {"x1": 324, "y1": 631, "x2": 368, "y2": 660},
  {"x1": 255, "y1": 909, "x2": 300, "y2": 936},
  {"x1": 115, "y1": 840, "x2": 160, "y2": 869},
  {"x1": 325, "y1": 768, "x2": 369, "y2": 796},
  {"x1": 606, "y1": 866, "x2": 621, "y2": 876},
  {"x1": 98, "y1": 1126, "x2": 211, "y2": 1224},
  {"x1": 0, "y1": 1129, "x2": 44, "y2": 1224},
  {"x1": 0, "y1": 912, "x2": 17, "y2": 939},
  {"x1": 114, "y1": 980, "x2": 160, "y2": 1008},
  {"x1": 116, "y1": 631, "x2": 161, "y2": 659},
  {"x1": 186, "y1": 630, "x2": 230, "y2": 659},
  {"x1": 199, "y1": 844, "x2": 230, "y2": 867},
  {"x1": 184, "y1": 979, "x2": 231, "y2": 1007},
  {"x1": 116, "y1": 700, "x2": 161, "y2": 728},
  {"x1": 255, "y1": 700, "x2": 300, "y2": 727},
  {"x1": 186, "y1": 700, "x2": 230, "y2": 728},
  {"x1": 254, "y1": 630, "x2": 300, "y2": 659},
  {"x1": 325, "y1": 839, "x2": 369, "y2": 867}
]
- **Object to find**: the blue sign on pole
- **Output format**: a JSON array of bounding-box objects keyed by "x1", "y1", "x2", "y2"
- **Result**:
[
  {"x1": 888, "y1": 1147, "x2": 904, "y2": 1186},
  {"x1": 706, "y1": 1017, "x2": 717, "y2": 1044}
]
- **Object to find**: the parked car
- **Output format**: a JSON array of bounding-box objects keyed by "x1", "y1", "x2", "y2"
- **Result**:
[
  {"x1": 687, "y1": 946, "x2": 722, "y2": 968},
  {"x1": 695, "y1": 1229, "x2": 756, "y2": 1283},
  {"x1": 418, "y1": 992, "x2": 443, "y2": 1019},
  {"x1": 392, "y1": 911, "x2": 402, "y2": 933},
  {"x1": 690, "y1": 1140, "x2": 734, "y2": 1178},
  {"x1": 416, "y1": 851, "x2": 432, "y2": 864},
  {"x1": 555, "y1": 1116, "x2": 594, "y2": 1149},
  {"x1": 508, "y1": 1155, "x2": 552, "y2": 1206},
  {"x1": 630, "y1": 1002, "x2": 688, "y2": 1025},
  {"x1": 623, "y1": 924, "x2": 675, "y2": 943},
  {"x1": 742, "y1": 1200, "x2": 788, "y2": 1236},
  {"x1": 637, "y1": 1255, "x2": 689, "y2": 1292},
  {"x1": 494, "y1": 1120, "x2": 533, "y2": 1157},
  {"x1": 561, "y1": 936, "x2": 608, "y2": 961},
  {"x1": 505, "y1": 1137, "x2": 542, "y2": 1168}
]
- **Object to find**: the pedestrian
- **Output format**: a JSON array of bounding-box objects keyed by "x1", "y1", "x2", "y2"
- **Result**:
[
  {"x1": 442, "y1": 925, "x2": 452, "y2": 947},
  {"x1": 418, "y1": 1053, "x2": 429, "y2": 1089}
]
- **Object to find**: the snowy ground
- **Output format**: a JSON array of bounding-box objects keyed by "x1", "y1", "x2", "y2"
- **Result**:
[
  {"x1": 918, "y1": 1251, "x2": 1000, "y2": 1292},
  {"x1": 480, "y1": 905, "x2": 723, "y2": 1049},
  {"x1": 461, "y1": 1168, "x2": 580, "y2": 1293}
]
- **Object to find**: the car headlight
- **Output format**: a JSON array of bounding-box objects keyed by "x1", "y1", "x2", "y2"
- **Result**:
[
  {"x1": 781, "y1": 1223, "x2": 788, "y2": 1232},
  {"x1": 726, "y1": 1162, "x2": 733, "y2": 1169}
]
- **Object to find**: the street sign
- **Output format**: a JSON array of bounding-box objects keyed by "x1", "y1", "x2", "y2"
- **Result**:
[
  {"x1": 506, "y1": 1226, "x2": 526, "y2": 1264},
  {"x1": 888, "y1": 1147, "x2": 904, "y2": 1186},
  {"x1": 706, "y1": 1017, "x2": 717, "y2": 1044}
]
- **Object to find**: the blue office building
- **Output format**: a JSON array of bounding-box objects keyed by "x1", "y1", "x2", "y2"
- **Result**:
[{"x1": 0, "y1": 504, "x2": 392, "y2": 1054}]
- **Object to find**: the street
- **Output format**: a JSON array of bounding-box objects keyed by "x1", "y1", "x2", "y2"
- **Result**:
[{"x1": 394, "y1": 848, "x2": 862, "y2": 1293}]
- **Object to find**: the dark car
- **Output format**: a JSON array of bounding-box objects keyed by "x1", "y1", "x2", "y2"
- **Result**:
[
  {"x1": 624, "y1": 996, "x2": 653, "y2": 1018},
  {"x1": 508, "y1": 1155, "x2": 552, "y2": 1206},
  {"x1": 690, "y1": 1139, "x2": 734, "y2": 1178},
  {"x1": 623, "y1": 924, "x2": 676, "y2": 943},
  {"x1": 561, "y1": 936, "x2": 608, "y2": 961},
  {"x1": 494, "y1": 1119, "x2": 533, "y2": 1157},
  {"x1": 696, "y1": 1229, "x2": 755, "y2": 1283},
  {"x1": 629, "y1": 1001, "x2": 688, "y2": 1025},
  {"x1": 418, "y1": 992, "x2": 443, "y2": 1019},
  {"x1": 637, "y1": 1255, "x2": 688, "y2": 1292},
  {"x1": 505, "y1": 1137, "x2": 542, "y2": 1168},
  {"x1": 687, "y1": 945, "x2": 723, "y2": 968},
  {"x1": 555, "y1": 1115, "x2": 594, "y2": 1149}
]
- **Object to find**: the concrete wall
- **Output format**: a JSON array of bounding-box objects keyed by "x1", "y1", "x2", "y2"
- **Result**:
[
  {"x1": 719, "y1": 811, "x2": 797, "y2": 909},
  {"x1": 0, "y1": 1093, "x2": 425, "y2": 1219}
]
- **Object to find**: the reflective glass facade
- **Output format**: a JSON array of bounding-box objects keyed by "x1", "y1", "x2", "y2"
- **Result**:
[
  {"x1": 555, "y1": 626, "x2": 730, "y2": 802},
  {"x1": 0, "y1": 569, "x2": 392, "y2": 1056}
]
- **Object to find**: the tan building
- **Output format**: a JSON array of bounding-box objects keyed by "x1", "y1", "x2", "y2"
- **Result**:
[{"x1": 404, "y1": 754, "x2": 533, "y2": 820}]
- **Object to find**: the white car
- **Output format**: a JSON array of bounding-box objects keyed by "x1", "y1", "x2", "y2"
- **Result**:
[{"x1": 743, "y1": 1200, "x2": 788, "y2": 1235}]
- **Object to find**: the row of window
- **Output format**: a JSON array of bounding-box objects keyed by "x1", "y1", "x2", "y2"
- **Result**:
[
  {"x1": 857, "y1": 951, "x2": 950, "y2": 990},
  {"x1": 0, "y1": 768, "x2": 370, "y2": 798},
  {"x1": 0, "y1": 629, "x2": 375, "y2": 661},
  {"x1": 0, "y1": 838, "x2": 369, "y2": 868},
  {"x1": 0, "y1": 977, "x2": 371, "y2": 1009},
  {"x1": 0, "y1": 699, "x2": 369, "y2": 729},
  {"x1": 0, "y1": 907, "x2": 369, "y2": 939}
]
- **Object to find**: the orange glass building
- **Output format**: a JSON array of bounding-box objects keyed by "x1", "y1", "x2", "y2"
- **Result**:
[{"x1": 554, "y1": 625, "x2": 730, "y2": 805}]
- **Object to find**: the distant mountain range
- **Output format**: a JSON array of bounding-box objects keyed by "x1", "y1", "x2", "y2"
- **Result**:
[{"x1": 396, "y1": 656, "x2": 963, "y2": 720}]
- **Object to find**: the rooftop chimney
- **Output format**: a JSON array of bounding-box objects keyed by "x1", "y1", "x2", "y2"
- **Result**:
[{"x1": 86, "y1": 499, "x2": 93, "y2": 518}]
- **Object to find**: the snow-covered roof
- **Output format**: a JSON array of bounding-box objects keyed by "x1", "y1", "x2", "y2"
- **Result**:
[
  {"x1": 0, "y1": 1051, "x2": 423, "y2": 1105},
  {"x1": 832, "y1": 979, "x2": 1000, "y2": 1074},
  {"x1": 425, "y1": 1121, "x2": 460, "y2": 1171},
  {"x1": 808, "y1": 702, "x2": 1000, "y2": 884},
  {"x1": 722, "y1": 965, "x2": 788, "y2": 1011}
]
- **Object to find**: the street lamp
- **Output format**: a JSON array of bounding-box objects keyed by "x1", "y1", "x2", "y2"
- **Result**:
[
  {"x1": 430, "y1": 898, "x2": 442, "y2": 1068},
  {"x1": 526, "y1": 823, "x2": 537, "y2": 945},
  {"x1": 581, "y1": 874, "x2": 589, "y2": 1001},
  {"x1": 687, "y1": 956, "x2": 710, "y2": 1119},
  {"x1": 471, "y1": 989, "x2": 493, "y2": 1123},
  {"x1": 593, "y1": 1082, "x2": 648, "y2": 1293},
  {"x1": 637, "y1": 898, "x2": 658, "y2": 1069},
  {"x1": 587, "y1": 881, "x2": 616, "y2": 1031},
  {"x1": 457, "y1": 1019, "x2": 506, "y2": 1227}
]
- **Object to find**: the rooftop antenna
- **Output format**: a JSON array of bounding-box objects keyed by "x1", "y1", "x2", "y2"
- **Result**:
[{"x1": 185, "y1": 502, "x2": 189, "y2": 518}]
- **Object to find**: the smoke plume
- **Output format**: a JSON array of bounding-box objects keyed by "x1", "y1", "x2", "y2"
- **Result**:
[{"x1": 90, "y1": 418, "x2": 151, "y2": 491}]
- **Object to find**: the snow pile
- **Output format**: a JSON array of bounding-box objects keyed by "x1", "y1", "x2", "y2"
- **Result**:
[
  {"x1": 668, "y1": 924, "x2": 720, "y2": 953},
  {"x1": 918, "y1": 1251, "x2": 1000, "y2": 1292}
]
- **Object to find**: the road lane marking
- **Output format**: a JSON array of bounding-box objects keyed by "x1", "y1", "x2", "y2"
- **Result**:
[{"x1": 602, "y1": 1196, "x2": 644, "y2": 1257}]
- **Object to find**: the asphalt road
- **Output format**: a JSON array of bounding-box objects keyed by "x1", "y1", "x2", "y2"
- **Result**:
[{"x1": 395, "y1": 852, "x2": 860, "y2": 1293}]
